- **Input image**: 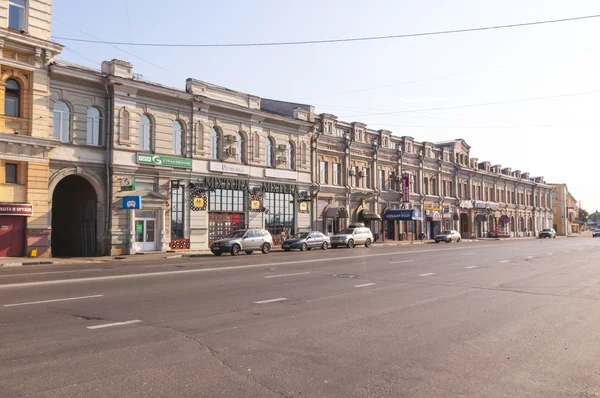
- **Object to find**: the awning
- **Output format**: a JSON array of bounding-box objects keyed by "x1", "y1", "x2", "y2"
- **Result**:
[
  {"x1": 384, "y1": 209, "x2": 423, "y2": 221},
  {"x1": 323, "y1": 207, "x2": 348, "y2": 219},
  {"x1": 362, "y1": 212, "x2": 382, "y2": 221},
  {"x1": 499, "y1": 215, "x2": 510, "y2": 223},
  {"x1": 475, "y1": 213, "x2": 487, "y2": 222},
  {"x1": 426, "y1": 211, "x2": 442, "y2": 222}
]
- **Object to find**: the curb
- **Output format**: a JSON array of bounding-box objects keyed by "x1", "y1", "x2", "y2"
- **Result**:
[{"x1": 0, "y1": 260, "x2": 54, "y2": 267}]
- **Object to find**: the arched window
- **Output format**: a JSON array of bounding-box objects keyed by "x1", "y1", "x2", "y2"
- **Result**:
[
  {"x1": 53, "y1": 101, "x2": 70, "y2": 143},
  {"x1": 139, "y1": 114, "x2": 152, "y2": 151},
  {"x1": 196, "y1": 122, "x2": 204, "y2": 152},
  {"x1": 253, "y1": 133, "x2": 260, "y2": 160},
  {"x1": 4, "y1": 79, "x2": 20, "y2": 117},
  {"x1": 265, "y1": 137, "x2": 274, "y2": 168},
  {"x1": 121, "y1": 109, "x2": 130, "y2": 141},
  {"x1": 172, "y1": 121, "x2": 184, "y2": 155},
  {"x1": 86, "y1": 107, "x2": 102, "y2": 146},
  {"x1": 235, "y1": 132, "x2": 245, "y2": 163},
  {"x1": 287, "y1": 141, "x2": 296, "y2": 169},
  {"x1": 210, "y1": 127, "x2": 221, "y2": 160},
  {"x1": 301, "y1": 142, "x2": 307, "y2": 165}
]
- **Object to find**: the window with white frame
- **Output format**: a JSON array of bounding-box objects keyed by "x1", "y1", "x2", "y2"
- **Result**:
[
  {"x1": 86, "y1": 107, "x2": 101, "y2": 146},
  {"x1": 4, "y1": 79, "x2": 20, "y2": 117},
  {"x1": 265, "y1": 137, "x2": 274, "y2": 167},
  {"x1": 388, "y1": 171, "x2": 395, "y2": 190},
  {"x1": 287, "y1": 141, "x2": 295, "y2": 169},
  {"x1": 53, "y1": 101, "x2": 70, "y2": 143},
  {"x1": 319, "y1": 161, "x2": 328, "y2": 184},
  {"x1": 172, "y1": 121, "x2": 184, "y2": 155},
  {"x1": 351, "y1": 166, "x2": 358, "y2": 187},
  {"x1": 235, "y1": 132, "x2": 245, "y2": 163},
  {"x1": 379, "y1": 170, "x2": 385, "y2": 189},
  {"x1": 362, "y1": 168, "x2": 369, "y2": 188},
  {"x1": 139, "y1": 115, "x2": 152, "y2": 151},
  {"x1": 333, "y1": 163, "x2": 340, "y2": 185},
  {"x1": 9, "y1": 0, "x2": 26, "y2": 31},
  {"x1": 210, "y1": 127, "x2": 221, "y2": 160}
]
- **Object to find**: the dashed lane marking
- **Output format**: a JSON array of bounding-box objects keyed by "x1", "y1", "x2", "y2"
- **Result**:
[
  {"x1": 389, "y1": 260, "x2": 415, "y2": 264},
  {"x1": 499, "y1": 260, "x2": 510, "y2": 263},
  {"x1": 418, "y1": 273, "x2": 435, "y2": 277},
  {"x1": 354, "y1": 283, "x2": 376, "y2": 288},
  {"x1": 464, "y1": 266, "x2": 477, "y2": 269},
  {"x1": 4, "y1": 295, "x2": 104, "y2": 307},
  {"x1": 87, "y1": 320, "x2": 141, "y2": 330},
  {"x1": 265, "y1": 272, "x2": 310, "y2": 279},
  {"x1": 254, "y1": 298, "x2": 288, "y2": 304}
]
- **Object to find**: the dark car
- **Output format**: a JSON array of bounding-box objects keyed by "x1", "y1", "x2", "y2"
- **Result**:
[
  {"x1": 539, "y1": 228, "x2": 556, "y2": 239},
  {"x1": 282, "y1": 231, "x2": 330, "y2": 251},
  {"x1": 593, "y1": 229, "x2": 600, "y2": 238}
]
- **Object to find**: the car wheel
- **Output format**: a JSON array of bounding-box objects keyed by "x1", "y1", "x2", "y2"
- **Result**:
[
  {"x1": 322, "y1": 242, "x2": 329, "y2": 250},
  {"x1": 213, "y1": 252, "x2": 222, "y2": 256},
  {"x1": 300, "y1": 243, "x2": 308, "y2": 251},
  {"x1": 347, "y1": 239, "x2": 355, "y2": 249},
  {"x1": 231, "y1": 244, "x2": 240, "y2": 256},
  {"x1": 457, "y1": 238, "x2": 461, "y2": 243},
  {"x1": 446, "y1": 238, "x2": 451, "y2": 243},
  {"x1": 364, "y1": 238, "x2": 372, "y2": 248},
  {"x1": 261, "y1": 243, "x2": 271, "y2": 254},
  {"x1": 245, "y1": 251, "x2": 253, "y2": 255}
]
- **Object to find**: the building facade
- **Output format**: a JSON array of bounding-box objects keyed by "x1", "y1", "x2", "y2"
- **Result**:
[
  {"x1": 311, "y1": 113, "x2": 554, "y2": 241},
  {"x1": 550, "y1": 183, "x2": 579, "y2": 236}
]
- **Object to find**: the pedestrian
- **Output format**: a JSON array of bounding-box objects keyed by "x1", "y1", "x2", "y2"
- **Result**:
[
  {"x1": 286, "y1": 228, "x2": 291, "y2": 240},
  {"x1": 280, "y1": 228, "x2": 286, "y2": 245}
]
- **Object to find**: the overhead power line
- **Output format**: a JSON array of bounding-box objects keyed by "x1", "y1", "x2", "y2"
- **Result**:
[{"x1": 52, "y1": 14, "x2": 600, "y2": 48}]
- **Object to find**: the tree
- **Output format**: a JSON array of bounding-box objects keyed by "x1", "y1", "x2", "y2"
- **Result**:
[{"x1": 578, "y1": 208, "x2": 589, "y2": 223}]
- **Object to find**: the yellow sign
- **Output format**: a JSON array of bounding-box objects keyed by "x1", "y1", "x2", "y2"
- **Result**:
[
  {"x1": 424, "y1": 205, "x2": 441, "y2": 211},
  {"x1": 193, "y1": 197, "x2": 205, "y2": 208},
  {"x1": 299, "y1": 202, "x2": 308, "y2": 212},
  {"x1": 250, "y1": 199, "x2": 261, "y2": 210}
]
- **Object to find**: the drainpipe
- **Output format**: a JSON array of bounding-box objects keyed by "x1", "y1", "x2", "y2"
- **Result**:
[
  {"x1": 345, "y1": 135, "x2": 352, "y2": 223},
  {"x1": 312, "y1": 131, "x2": 321, "y2": 231},
  {"x1": 103, "y1": 78, "x2": 113, "y2": 256}
]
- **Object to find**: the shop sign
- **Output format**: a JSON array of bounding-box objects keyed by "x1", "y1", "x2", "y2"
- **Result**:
[
  {"x1": 205, "y1": 177, "x2": 248, "y2": 191},
  {"x1": 250, "y1": 199, "x2": 262, "y2": 211},
  {"x1": 135, "y1": 223, "x2": 143, "y2": 234},
  {"x1": 122, "y1": 196, "x2": 142, "y2": 210},
  {"x1": 384, "y1": 209, "x2": 422, "y2": 221},
  {"x1": 402, "y1": 173, "x2": 410, "y2": 203},
  {"x1": 191, "y1": 195, "x2": 207, "y2": 211},
  {"x1": 424, "y1": 205, "x2": 441, "y2": 211},
  {"x1": 0, "y1": 203, "x2": 33, "y2": 216},
  {"x1": 459, "y1": 200, "x2": 473, "y2": 209},
  {"x1": 262, "y1": 182, "x2": 295, "y2": 194},
  {"x1": 209, "y1": 161, "x2": 249, "y2": 175},
  {"x1": 120, "y1": 177, "x2": 136, "y2": 192},
  {"x1": 265, "y1": 168, "x2": 297, "y2": 180},
  {"x1": 299, "y1": 202, "x2": 309, "y2": 213},
  {"x1": 137, "y1": 153, "x2": 192, "y2": 169},
  {"x1": 473, "y1": 201, "x2": 487, "y2": 209}
]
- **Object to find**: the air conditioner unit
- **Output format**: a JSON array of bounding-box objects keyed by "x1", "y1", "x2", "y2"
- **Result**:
[
  {"x1": 349, "y1": 169, "x2": 356, "y2": 176},
  {"x1": 277, "y1": 156, "x2": 287, "y2": 164},
  {"x1": 358, "y1": 171, "x2": 364, "y2": 178},
  {"x1": 225, "y1": 134, "x2": 237, "y2": 143},
  {"x1": 227, "y1": 147, "x2": 238, "y2": 156}
]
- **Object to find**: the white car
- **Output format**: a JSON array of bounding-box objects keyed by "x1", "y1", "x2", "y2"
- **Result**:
[
  {"x1": 434, "y1": 230, "x2": 461, "y2": 243},
  {"x1": 330, "y1": 225, "x2": 374, "y2": 248}
]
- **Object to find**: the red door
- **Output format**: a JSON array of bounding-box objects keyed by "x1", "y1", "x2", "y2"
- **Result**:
[{"x1": 0, "y1": 216, "x2": 26, "y2": 257}]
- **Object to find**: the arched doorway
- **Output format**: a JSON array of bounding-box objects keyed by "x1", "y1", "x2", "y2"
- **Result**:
[
  {"x1": 460, "y1": 213, "x2": 470, "y2": 238},
  {"x1": 51, "y1": 175, "x2": 98, "y2": 257}
]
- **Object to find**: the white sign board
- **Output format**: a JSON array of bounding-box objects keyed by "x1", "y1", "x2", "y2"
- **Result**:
[
  {"x1": 264, "y1": 168, "x2": 297, "y2": 180},
  {"x1": 209, "y1": 161, "x2": 250, "y2": 175}
]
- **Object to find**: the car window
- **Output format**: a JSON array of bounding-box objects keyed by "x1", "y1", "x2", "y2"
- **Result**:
[
  {"x1": 341, "y1": 228, "x2": 355, "y2": 234},
  {"x1": 296, "y1": 232, "x2": 309, "y2": 238},
  {"x1": 245, "y1": 231, "x2": 255, "y2": 238},
  {"x1": 255, "y1": 230, "x2": 264, "y2": 237},
  {"x1": 262, "y1": 230, "x2": 270, "y2": 236},
  {"x1": 229, "y1": 230, "x2": 246, "y2": 238}
]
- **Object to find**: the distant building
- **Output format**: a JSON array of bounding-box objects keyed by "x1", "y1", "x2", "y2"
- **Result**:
[{"x1": 549, "y1": 184, "x2": 579, "y2": 235}]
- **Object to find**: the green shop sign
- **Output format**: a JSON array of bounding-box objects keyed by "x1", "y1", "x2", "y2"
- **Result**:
[{"x1": 136, "y1": 153, "x2": 192, "y2": 169}]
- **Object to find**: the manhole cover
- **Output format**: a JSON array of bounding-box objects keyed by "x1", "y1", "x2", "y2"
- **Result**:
[{"x1": 334, "y1": 274, "x2": 357, "y2": 278}]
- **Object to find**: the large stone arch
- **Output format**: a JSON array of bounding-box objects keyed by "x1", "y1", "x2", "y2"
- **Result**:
[{"x1": 49, "y1": 168, "x2": 106, "y2": 256}]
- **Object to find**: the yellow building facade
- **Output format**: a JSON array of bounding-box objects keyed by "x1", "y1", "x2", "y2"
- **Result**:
[{"x1": 0, "y1": 0, "x2": 62, "y2": 256}]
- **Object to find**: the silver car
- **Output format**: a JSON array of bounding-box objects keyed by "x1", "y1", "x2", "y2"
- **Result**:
[
  {"x1": 435, "y1": 230, "x2": 461, "y2": 243},
  {"x1": 330, "y1": 225, "x2": 374, "y2": 249},
  {"x1": 283, "y1": 231, "x2": 331, "y2": 251},
  {"x1": 210, "y1": 229, "x2": 273, "y2": 256}
]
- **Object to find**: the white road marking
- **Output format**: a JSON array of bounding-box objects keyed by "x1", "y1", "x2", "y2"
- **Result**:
[
  {"x1": 4, "y1": 294, "x2": 103, "y2": 307},
  {"x1": 389, "y1": 260, "x2": 415, "y2": 264},
  {"x1": 464, "y1": 266, "x2": 477, "y2": 269},
  {"x1": 419, "y1": 273, "x2": 435, "y2": 277},
  {"x1": 547, "y1": 253, "x2": 554, "y2": 255},
  {"x1": 564, "y1": 250, "x2": 570, "y2": 253},
  {"x1": 0, "y1": 244, "x2": 500, "y2": 290},
  {"x1": 461, "y1": 253, "x2": 475, "y2": 256},
  {"x1": 265, "y1": 272, "x2": 310, "y2": 279},
  {"x1": 254, "y1": 297, "x2": 288, "y2": 304},
  {"x1": 0, "y1": 269, "x2": 103, "y2": 278},
  {"x1": 87, "y1": 320, "x2": 141, "y2": 330},
  {"x1": 499, "y1": 260, "x2": 510, "y2": 263},
  {"x1": 526, "y1": 256, "x2": 534, "y2": 259},
  {"x1": 354, "y1": 283, "x2": 376, "y2": 288}
]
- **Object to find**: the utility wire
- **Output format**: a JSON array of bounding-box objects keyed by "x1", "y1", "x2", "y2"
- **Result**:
[
  {"x1": 53, "y1": 18, "x2": 176, "y2": 75},
  {"x1": 51, "y1": 14, "x2": 600, "y2": 48}
]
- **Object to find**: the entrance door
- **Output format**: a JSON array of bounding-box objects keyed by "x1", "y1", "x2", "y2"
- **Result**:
[
  {"x1": 0, "y1": 216, "x2": 26, "y2": 257},
  {"x1": 135, "y1": 218, "x2": 156, "y2": 252},
  {"x1": 209, "y1": 213, "x2": 244, "y2": 244}
]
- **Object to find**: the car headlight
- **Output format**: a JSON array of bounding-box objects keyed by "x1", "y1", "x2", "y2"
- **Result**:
[
  {"x1": 342, "y1": 236, "x2": 348, "y2": 241},
  {"x1": 224, "y1": 241, "x2": 234, "y2": 246}
]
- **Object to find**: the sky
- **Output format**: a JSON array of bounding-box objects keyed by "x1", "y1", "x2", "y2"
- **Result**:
[{"x1": 51, "y1": 0, "x2": 600, "y2": 213}]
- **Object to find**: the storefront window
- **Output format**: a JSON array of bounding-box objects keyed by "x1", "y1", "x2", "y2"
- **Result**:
[
  {"x1": 264, "y1": 191, "x2": 295, "y2": 237},
  {"x1": 209, "y1": 189, "x2": 244, "y2": 212},
  {"x1": 171, "y1": 185, "x2": 184, "y2": 238}
]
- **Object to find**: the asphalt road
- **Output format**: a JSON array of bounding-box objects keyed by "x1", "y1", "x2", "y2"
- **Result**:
[{"x1": 1, "y1": 237, "x2": 600, "y2": 397}]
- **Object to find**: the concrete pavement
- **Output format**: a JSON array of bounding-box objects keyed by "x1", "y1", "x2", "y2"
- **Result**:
[{"x1": 1, "y1": 236, "x2": 599, "y2": 397}]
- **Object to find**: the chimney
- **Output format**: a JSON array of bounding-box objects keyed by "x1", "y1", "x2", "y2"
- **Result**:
[{"x1": 101, "y1": 59, "x2": 134, "y2": 79}]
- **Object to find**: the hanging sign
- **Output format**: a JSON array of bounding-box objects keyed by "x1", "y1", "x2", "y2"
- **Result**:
[
  {"x1": 122, "y1": 196, "x2": 142, "y2": 210},
  {"x1": 402, "y1": 173, "x2": 410, "y2": 203},
  {"x1": 120, "y1": 177, "x2": 136, "y2": 192}
]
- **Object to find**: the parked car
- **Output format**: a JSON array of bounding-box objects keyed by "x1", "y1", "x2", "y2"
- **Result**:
[
  {"x1": 434, "y1": 230, "x2": 461, "y2": 243},
  {"x1": 593, "y1": 229, "x2": 600, "y2": 238},
  {"x1": 330, "y1": 224, "x2": 374, "y2": 249},
  {"x1": 539, "y1": 228, "x2": 556, "y2": 239},
  {"x1": 210, "y1": 229, "x2": 273, "y2": 256},
  {"x1": 283, "y1": 231, "x2": 330, "y2": 251}
]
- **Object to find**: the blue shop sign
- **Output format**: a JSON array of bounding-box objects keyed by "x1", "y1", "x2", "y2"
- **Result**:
[
  {"x1": 122, "y1": 196, "x2": 142, "y2": 210},
  {"x1": 384, "y1": 209, "x2": 423, "y2": 221}
]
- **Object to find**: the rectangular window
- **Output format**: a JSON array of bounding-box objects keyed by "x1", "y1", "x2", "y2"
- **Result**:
[
  {"x1": 170, "y1": 185, "x2": 185, "y2": 239},
  {"x1": 209, "y1": 189, "x2": 244, "y2": 212},
  {"x1": 362, "y1": 168, "x2": 369, "y2": 188},
  {"x1": 5, "y1": 163, "x2": 17, "y2": 184},
  {"x1": 431, "y1": 179, "x2": 437, "y2": 195},
  {"x1": 388, "y1": 171, "x2": 395, "y2": 191},
  {"x1": 424, "y1": 178, "x2": 429, "y2": 195},
  {"x1": 319, "y1": 161, "x2": 328, "y2": 184},
  {"x1": 332, "y1": 163, "x2": 340, "y2": 185},
  {"x1": 335, "y1": 128, "x2": 347, "y2": 138},
  {"x1": 86, "y1": 112, "x2": 101, "y2": 146},
  {"x1": 265, "y1": 192, "x2": 295, "y2": 237},
  {"x1": 379, "y1": 170, "x2": 385, "y2": 190},
  {"x1": 9, "y1": 0, "x2": 26, "y2": 31},
  {"x1": 410, "y1": 175, "x2": 416, "y2": 193},
  {"x1": 448, "y1": 182, "x2": 453, "y2": 198},
  {"x1": 442, "y1": 181, "x2": 447, "y2": 197},
  {"x1": 351, "y1": 167, "x2": 358, "y2": 187}
]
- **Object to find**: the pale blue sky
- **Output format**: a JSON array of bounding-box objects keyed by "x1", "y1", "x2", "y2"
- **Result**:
[{"x1": 52, "y1": 0, "x2": 600, "y2": 213}]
